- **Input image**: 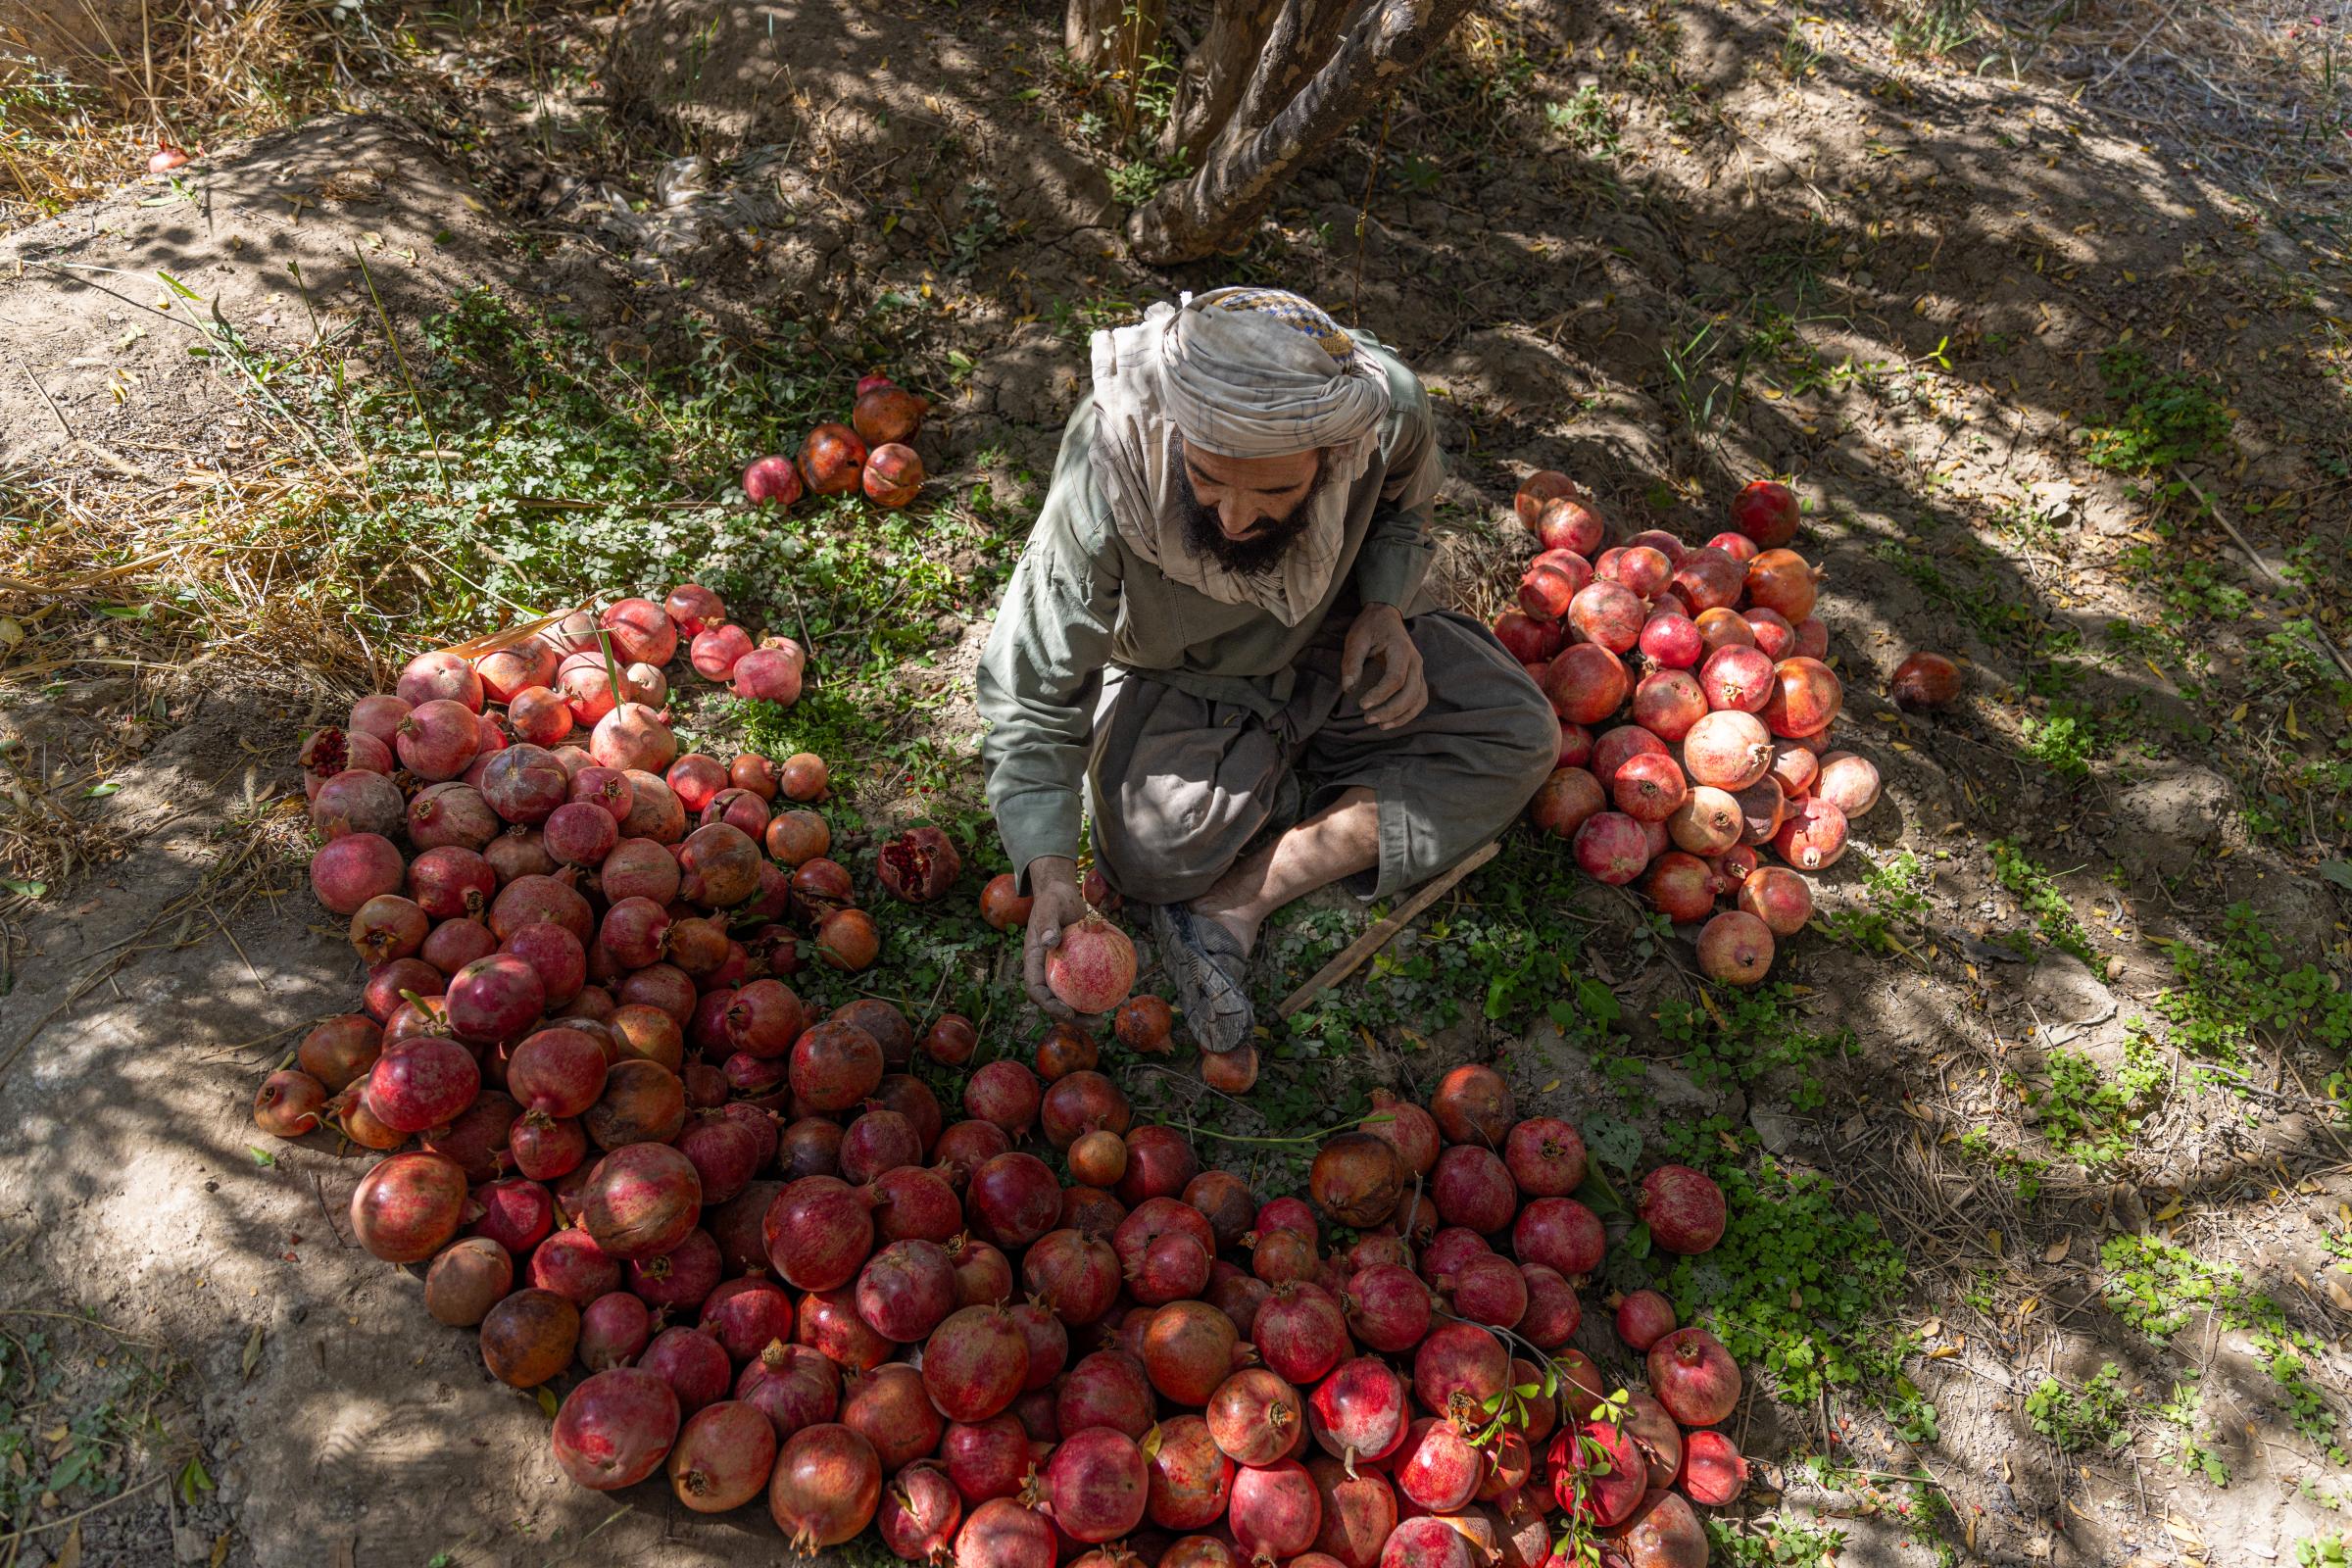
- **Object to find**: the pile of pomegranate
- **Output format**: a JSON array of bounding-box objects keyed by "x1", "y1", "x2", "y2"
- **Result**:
[
  {"x1": 741, "y1": 369, "x2": 931, "y2": 513},
  {"x1": 1504, "y1": 476, "x2": 1883, "y2": 986},
  {"x1": 272, "y1": 822, "x2": 1746, "y2": 1568}
]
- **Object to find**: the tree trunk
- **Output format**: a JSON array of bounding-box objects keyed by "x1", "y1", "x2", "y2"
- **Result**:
[
  {"x1": 1126, "y1": 0, "x2": 1474, "y2": 264},
  {"x1": 1067, "y1": 0, "x2": 1166, "y2": 140},
  {"x1": 1158, "y1": 0, "x2": 1273, "y2": 163}
]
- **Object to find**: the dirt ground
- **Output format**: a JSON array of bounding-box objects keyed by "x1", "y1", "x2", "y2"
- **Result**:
[{"x1": 2, "y1": 0, "x2": 2348, "y2": 1562}]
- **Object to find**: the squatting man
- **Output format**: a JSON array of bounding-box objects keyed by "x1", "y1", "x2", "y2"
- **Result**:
[{"x1": 977, "y1": 287, "x2": 1558, "y2": 1054}]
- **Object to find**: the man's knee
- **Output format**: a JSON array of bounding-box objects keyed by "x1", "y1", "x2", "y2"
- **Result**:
[
  {"x1": 1091, "y1": 793, "x2": 1250, "y2": 906},
  {"x1": 1093, "y1": 829, "x2": 1233, "y2": 906}
]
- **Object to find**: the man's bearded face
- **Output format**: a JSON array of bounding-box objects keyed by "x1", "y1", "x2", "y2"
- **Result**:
[{"x1": 1173, "y1": 442, "x2": 1331, "y2": 575}]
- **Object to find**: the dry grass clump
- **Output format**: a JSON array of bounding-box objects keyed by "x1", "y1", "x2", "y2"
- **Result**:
[{"x1": 0, "y1": 0, "x2": 365, "y2": 232}]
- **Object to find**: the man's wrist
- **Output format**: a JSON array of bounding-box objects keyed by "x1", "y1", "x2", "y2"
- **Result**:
[{"x1": 1025, "y1": 855, "x2": 1080, "y2": 893}]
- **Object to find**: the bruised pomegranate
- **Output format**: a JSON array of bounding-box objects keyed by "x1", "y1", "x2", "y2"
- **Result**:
[
  {"x1": 1513, "y1": 470, "x2": 1576, "y2": 530},
  {"x1": 665, "y1": 1399, "x2": 775, "y2": 1513},
  {"x1": 1567, "y1": 580, "x2": 1645, "y2": 654},
  {"x1": 978, "y1": 873, "x2": 1034, "y2": 931},
  {"x1": 1681, "y1": 710, "x2": 1774, "y2": 790},
  {"x1": 551, "y1": 1366, "x2": 679, "y2": 1491},
  {"x1": 1308, "y1": 1132, "x2": 1402, "y2": 1228},
  {"x1": 862, "y1": 442, "x2": 925, "y2": 508},
  {"x1": 1762, "y1": 656, "x2": 1842, "y2": 739},
  {"x1": 842, "y1": 1361, "x2": 947, "y2": 1471},
  {"x1": 582, "y1": 1142, "x2": 702, "y2": 1259},
  {"x1": 1147, "y1": 1413, "x2": 1235, "y2": 1532},
  {"x1": 1429, "y1": 1064, "x2": 1513, "y2": 1148},
  {"x1": 253, "y1": 1070, "x2": 327, "y2": 1138},
  {"x1": 1308, "y1": 1355, "x2": 1409, "y2": 1469}
]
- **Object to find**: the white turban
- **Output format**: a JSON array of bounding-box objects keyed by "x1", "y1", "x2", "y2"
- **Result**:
[
  {"x1": 1156, "y1": 288, "x2": 1394, "y2": 458},
  {"x1": 1088, "y1": 289, "x2": 1394, "y2": 625}
]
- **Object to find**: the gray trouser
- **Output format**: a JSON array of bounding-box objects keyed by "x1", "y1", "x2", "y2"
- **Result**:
[{"x1": 1085, "y1": 612, "x2": 1557, "y2": 905}]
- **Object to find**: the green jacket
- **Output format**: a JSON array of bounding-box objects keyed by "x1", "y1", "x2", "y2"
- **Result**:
[{"x1": 976, "y1": 341, "x2": 1442, "y2": 882}]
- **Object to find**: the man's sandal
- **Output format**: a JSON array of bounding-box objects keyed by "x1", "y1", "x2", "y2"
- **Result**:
[{"x1": 1148, "y1": 902, "x2": 1255, "y2": 1055}]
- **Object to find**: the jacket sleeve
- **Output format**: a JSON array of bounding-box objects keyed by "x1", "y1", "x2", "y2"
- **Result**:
[
  {"x1": 976, "y1": 406, "x2": 1122, "y2": 888},
  {"x1": 1352, "y1": 353, "x2": 1442, "y2": 611}
]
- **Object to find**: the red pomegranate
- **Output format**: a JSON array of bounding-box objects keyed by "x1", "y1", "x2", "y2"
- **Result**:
[
  {"x1": 1738, "y1": 863, "x2": 1813, "y2": 936},
  {"x1": 1616, "y1": 1287, "x2": 1678, "y2": 1351},
  {"x1": 1512, "y1": 1197, "x2": 1604, "y2": 1278},
  {"x1": 551, "y1": 1366, "x2": 679, "y2": 1491},
  {"x1": 1696, "y1": 908, "x2": 1774, "y2": 986},
  {"x1": 1679, "y1": 1428, "x2": 1749, "y2": 1505},
  {"x1": 1230, "y1": 1458, "x2": 1322, "y2": 1562},
  {"x1": 1730, "y1": 477, "x2": 1799, "y2": 547},
  {"x1": 767, "y1": 1423, "x2": 882, "y2": 1549},
  {"x1": 1892, "y1": 650, "x2": 1962, "y2": 710},
  {"x1": 1542, "y1": 643, "x2": 1629, "y2": 726},
  {"x1": 1535, "y1": 494, "x2": 1606, "y2": 556},
  {"x1": 1762, "y1": 656, "x2": 1842, "y2": 738},
  {"x1": 1572, "y1": 810, "x2": 1650, "y2": 885},
  {"x1": 1549, "y1": 1419, "x2": 1645, "y2": 1527},
  {"x1": 743, "y1": 454, "x2": 805, "y2": 508},
  {"x1": 922, "y1": 1304, "x2": 1031, "y2": 1422},
  {"x1": 348, "y1": 1152, "x2": 467, "y2": 1262},
  {"x1": 1773, "y1": 795, "x2": 1848, "y2": 869},
  {"x1": 1639, "y1": 1163, "x2": 1728, "y2": 1253},
  {"x1": 1046, "y1": 913, "x2": 1137, "y2": 1014}
]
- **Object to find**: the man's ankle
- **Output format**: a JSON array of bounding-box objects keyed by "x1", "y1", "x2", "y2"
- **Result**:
[{"x1": 1189, "y1": 898, "x2": 1260, "y2": 956}]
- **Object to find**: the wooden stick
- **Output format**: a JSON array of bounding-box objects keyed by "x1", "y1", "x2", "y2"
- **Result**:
[{"x1": 1276, "y1": 840, "x2": 1499, "y2": 1018}]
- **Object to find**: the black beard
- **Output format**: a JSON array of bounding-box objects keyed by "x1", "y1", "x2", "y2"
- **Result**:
[{"x1": 1173, "y1": 457, "x2": 1332, "y2": 576}]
